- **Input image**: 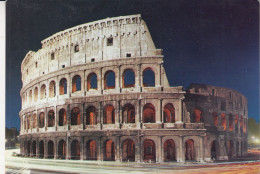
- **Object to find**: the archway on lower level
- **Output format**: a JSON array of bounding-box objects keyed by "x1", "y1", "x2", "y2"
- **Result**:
[
  {"x1": 164, "y1": 139, "x2": 176, "y2": 162},
  {"x1": 211, "y1": 140, "x2": 217, "y2": 160},
  {"x1": 143, "y1": 139, "x2": 156, "y2": 162},
  {"x1": 39, "y1": 140, "x2": 44, "y2": 158},
  {"x1": 48, "y1": 140, "x2": 54, "y2": 159},
  {"x1": 32, "y1": 141, "x2": 36, "y2": 157},
  {"x1": 58, "y1": 140, "x2": 66, "y2": 159},
  {"x1": 122, "y1": 139, "x2": 135, "y2": 162},
  {"x1": 227, "y1": 140, "x2": 234, "y2": 158},
  {"x1": 71, "y1": 140, "x2": 80, "y2": 160},
  {"x1": 185, "y1": 139, "x2": 195, "y2": 161},
  {"x1": 27, "y1": 141, "x2": 31, "y2": 156},
  {"x1": 86, "y1": 140, "x2": 97, "y2": 160},
  {"x1": 104, "y1": 140, "x2": 115, "y2": 161}
]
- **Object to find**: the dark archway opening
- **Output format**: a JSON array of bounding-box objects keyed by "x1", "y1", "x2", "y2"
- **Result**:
[
  {"x1": 122, "y1": 69, "x2": 135, "y2": 88},
  {"x1": 58, "y1": 140, "x2": 66, "y2": 159},
  {"x1": 72, "y1": 75, "x2": 81, "y2": 93},
  {"x1": 71, "y1": 107, "x2": 80, "y2": 125},
  {"x1": 122, "y1": 104, "x2": 135, "y2": 123},
  {"x1": 104, "y1": 105, "x2": 115, "y2": 124},
  {"x1": 86, "y1": 106, "x2": 97, "y2": 125},
  {"x1": 48, "y1": 140, "x2": 54, "y2": 159},
  {"x1": 32, "y1": 141, "x2": 36, "y2": 157},
  {"x1": 122, "y1": 139, "x2": 135, "y2": 162},
  {"x1": 143, "y1": 68, "x2": 155, "y2": 87},
  {"x1": 71, "y1": 140, "x2": 80, "y2": 160},
  {"x1": 87, "y1": 73, "x2": 97, "y2": 90},
  {"x1": 104, "y1": 140, "x2": 115, "y2": 161},
  {"x1": 185, "y1": 139, "x2": 195, "y2": 161},
  {"x1": 164, "y1": 139, "x2": 176, "y2": 161},
  {"x1": 143, "y1": 103, "x2": 155, "y2": 123},
  {"x1": 104, "y1": 71, "x2": 115, "y2": 89},
  {"x1": 58, "y1": 109, "x2": 67, "y2": 126},
  {"x1": 211, "y1": 140, "x2": 217, "y2": 160},
  {"x1": 59, "y1": 78, "x2": 67, "y2": 95},
  {"x1": 39, "y1": 141, "x2": 44, "y2": 158},
  {"x1": 143, "y1": 139, "x2": 156, "y2": 162},
  {"x1": 86, "y1": 140, "x2": 97, "y2": 160},
  {"x1": 163, "y1": 104, "x2": 175, "y2": 123}
]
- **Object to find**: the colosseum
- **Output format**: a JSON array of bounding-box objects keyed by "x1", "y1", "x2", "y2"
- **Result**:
[{"x1": 19, "y1": 14, "x2": 248, "y2": 163}]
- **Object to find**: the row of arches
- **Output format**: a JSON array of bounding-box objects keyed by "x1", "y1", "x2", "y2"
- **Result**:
[
  {"x1": 22, "y1": 103, "x2": 176, "y2": 130},
  {"x1": 23, "y1": 68, "x2": 156, "y2": 105}
]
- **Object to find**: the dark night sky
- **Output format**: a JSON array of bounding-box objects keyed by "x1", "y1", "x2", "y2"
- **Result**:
[{"x1": 6, "y1": 0, "x2": 259, "y2": 130}]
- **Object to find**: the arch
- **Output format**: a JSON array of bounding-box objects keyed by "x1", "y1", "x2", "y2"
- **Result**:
[
  {"x1": 24, "y1": 118, "x2": 26, "y2": 130},
  {"x1": 47, "y1": 110, "x2": 55, "y2": 127},
  {"x1": 34, "y1": 87, "x2": 38, "y2": 102},
  {"x1": 235, "y1": 115, "x2": 239, "y2": 133},
  {"x1": 29, "y1": 90, "x2": 32, "y2": 104},
  {"x1": 143, "y1": 67, "x2": 155, "y2": 87},
  {"x1": 48, "y1": 140, "x2": 54, "y2": 159},
  {"x1": 221, "y1": 113, "x2": 226, "y2": 130},
  {"x1": 86, "y1": 140, "x2": 97, "y2": 160},
  {"x1": 143, "y1": 139, "x2": 156, "y2": 162},
  {"x1": 71, "y1": 140, "x2": 80, "y2": 160},
  {"x1": 87, "y1": 73, "x2": 97, "y2": 90},
  {"x1": 39, "y1": 140, "x2": 44, "y2": 158},
  {"x1": 227, "y1": 140, "x2": 234, "y2": 158},
  {"x1": 243, "y1": 119, "x2": 247, "y2": 133},
  {"x1": 185, "y1": 139, "x2": 195, "y2": 161},
  {"x1": 71, "y1": 107, "x2": 80, "y2": 125},
  {"x1": 104, "y1": 105, "x2": 115, "y2": 124},
  {"x1": 49, "y1": 81, "x2": 56, "y2": 97},
  {"x1": 40, "y1": 84, "x2": 46, "y2": 99},
  {"x1": 229, "y1": 114, "x2": 234, "y2": 131},
  {"x1": 143, "y1": 103, "x2": 155, "y2": 123},
  {"x1": 210, "y1": 140, "x2": 218, "y2": 160},
  {"x1": 33, "y1": 113, "x2": 37, "y2": 128},
  {"x1": 212, "y1": 112, "x2": 218, "y2": 126},
  {"x1": 122, "y1": 69, "x2": 135, "y2": 88},
  {"x1": 122, "y1": 104, "x2": 135, "y2": 123},
  {"x1": 27, "y1": 115, "x2": 31, "y2": 129},
  {"x1": 58, "y1": 139, "x2": 66, "y2": 159},
  {"x1": 86, "y1": 106, "x2": 97, "y2": 125},
  {"x1": 72, "y1": 75, "x2": 81, "y2": 93},
  {"x1": 164, "y1": 139, "x2": 176, "y2": 161},
  {"x1": 58, "y1": 109, "x2": 67, "y2": 126},
  {"x1": 104, "y1": 70, "x2": 115, "y2": 89},
  {"x1": 122, "y1": 139, "x2": 135, "y2": 162},
  {"x1": 27, "y1": 141, "x2": 31, "y2": 156},
  {"x1": 191, "y1": 108, "x2": 203, "y2": 123},
  {"x1": 163, "y1": 103, "x2": 175, "y2": 123},
  {"x1": 32, "y1": 141, "x2": 36, "y2": 157},
  {"x1": 59, "y1": 78, "x2": 67, "y2": 95},
  {"x1": 39, "y1": 112, "x2": 45, "y2": 128},
  {"x1": 104, "y1": 140, "x2": 115, "y2": 161}
]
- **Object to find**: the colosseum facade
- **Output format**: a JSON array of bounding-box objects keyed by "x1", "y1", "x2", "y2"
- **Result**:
[{"x1": 19, "y1": 14, "x2": 248, "y2": 163}]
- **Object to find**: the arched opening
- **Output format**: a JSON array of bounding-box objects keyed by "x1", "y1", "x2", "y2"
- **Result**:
[
  {"x1": 71, "y1": 140, "x2": 80, "y2": 160},
  {"x1": 143, "y1": 139, "x2": 156, "y2": 162},
  {"x1": 40, "y1": 84, "x2": 46, "y2": 99},
  {"x1": 185, "y1": 139, "x2": 195, "y2": 161},
  {"x1": 227, "y1": 140, "x2": 234, "y2": 158},
  {"x1": 86, "y1": 140, "x2": 97, "y2": 160},
  {"x1": 34, "y1": 87, "x2": 38, "y2": 102},
  {"x1": 163, "y1": 103, "x2": 175, "y2": 123},
  {"x1": 191, "y1": 108, "x2": 203, "y2": 123},
  {"x1": 71, "y1": 107, "x2": 80, "y2": 125},
  {"x1": 229, "y1": 114, "x2": 234, "y2": 131},
  {"x1": 164, "y1": 139, "x2": 176, "y2": 161},
  {"x1": 122, "y1": 69, "x2": 135, "y2": 88},
  {"x1": 59, "y1": 78, "x2": 67, "y2": 95},
  {"x1": 48, "y1": 140, "x2": 54, "y2": 159},
  {"x1": 104, "y1": 71, "x2": 115, "y2": 89},
  {"x1": 27, "y1": 141, "x2": 31, "y2": 156},
  {"x1": 213, "y1": 112, "x2": 218, "y2": 126},
  {"x1": 143, "y1": 67, "x2": 155, "y2": 87},
  {"x1": 49, "y1": 81, "x2": 56, "y2": 97},
  {"x1": 104, "y1": 140, "x2": 115, "y2": 161},
  {"x1": 235, "y1": 115, "x2": 239, "y2": 133},
  {"x1": 221, "y1": 113, "x2": 226, "y2": 130},
  {"x1": 32, "y1": 141, "x2": 36, "y2": 157},
  {"x1": 143, "y1": 103, "x2": 155, "y2": 123},
  {"x1": 29, "y1": 90, "x2": 32, "y2": 104},
  {"x1": 122, "y1": 104, "x2": 135, "y2": 123},
  {"x1": 87, "y1": 73, "x2": 97, "y2": 90},
  {"x1": 27, "y1": 115, "x2": 31, "y2": 129},
  {"x1": 104, "y1": 105, "x2": 115, "y2": 124},
  {"x1": 211, "y1": 140, "x2": 217, "y2": 160},
  {"x1": 33, "y1": 114, "x2": 37, "y2": 128},
  {"x1": 58, "y1": 140, "x2": 66, "y2": 159},
  {"x1": 48, "y1": 110, "x2": 55, "y2": 127},
  {"x1": 24, "y1": 118, "x2": 26, "y2": 130},
  {"x1": 39, "y1": 140, "x2": 44, "y2": 158},
  {"x1": 72, "y1": 75, "x2": 81, "y2": 93},
  {"x1": 58, "y1": 109, "x2": 67, "y2": 126},
  {"x1": 86, "y1": 106, "x2": 97, "y2": 125},
  {"x1": 39, "y1": 112, "x2": 45, "y2": 128},
  {"x1": 243, "y1": 119, "x2": 247, "y2": 133},
  {"x1": 122, "y1": 139, "x2": 135, "y2": 162}
]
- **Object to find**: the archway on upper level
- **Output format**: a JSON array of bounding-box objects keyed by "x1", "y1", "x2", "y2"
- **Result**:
[
  {"x1": 212, "y1": 112, "x2": 218, "y2": 126},
  {"x1": 122, "y1": 104, "x2": 135, "y2": 123},
  {"x1": 39, "y1": 112, "x2": 45, "y2": 128},
  {"x1": 221, "y1": 113, "x2": 226, "y2": 130},
  {"x1": 235, "y1": 115, "x2": 239, "y2": 133},
  {"x1": 58, "y1": 139, "x2": 66, "y2": 159},
  {"x1": 49, "y1": 81, "x2": 56, "y2": 98},
  {"x1": 143, "y1": 103, "x2": 155, "y2": 123},
  {"x1": 104, "y1": 71, "x2": 115, "y2": 89},
  {"x1": 33, "y1": 113, "x2": 37, "y2": 128},
  {"x1": 39, "y1": 140, "x2": 44, "y2": 158},
  {"x1": 86, "y1": 106, "x2": 97, "y2": 125},
  {"x1": 29, "y1": 90, "x2": 32, "y2": 104},
  {"x1": 48, "y1": 140, "x2": 54, "y2": 159},
  {"x1": 27, "y1": 115, "x2": 31, "y2": 129},
  {"x1": 59, "y1": 78, "x2": 67, "y2": 95},
  {"x1": 58, "y1": 109, "x2": 67, "y2": 126},
  {"x1": 72, "y1": 75, "x2": 81, "y2": 93},
  {"x1": 104, "y1": 105, "x2": 115, "y2": 124},
  {"x1": 48, "y1": 110, "x2": 55, "y2": 127},
  {"x1": 163, "y1": 103, "x2": 175, "y2": 123},
  {"x1": 71, "y1": 140, "x2": 80, "y2": 160},
  {"x1": 143, "y1": 139, "x2": 156, "y2": 162},
  {"x1": 40, "y1": 84, "x2": 46, "y2": 99},
  {"x1": 164, "y1": 139, "x2": 176, "y2": 162},
  {"x1": 143, "y1": 67, "x2": 155, "y2": 87},
  {"x1": 122, "y1": 69, "x2": 135, "y2": 88},
  {"x1": 185, "y1": 139, "x2": 195, "y2": 161},
  {"x1": 229, "y1": 114, "x2": 234, "y2": 131},
  {"x1": 32, "y1": 140, "x2": 36, "y2": 157},
  {"x1": 122, "y1": 139, "x2": 135, "y2": 162},
  {"x1": 86, "y1": 140, "x2": 97, "y2": 160},
  {"x1": 34, "y1": 87, "x2": 38, "y2": 102},
  {"x1": 104, "y1": 140, "x2": 115, "y2": 161},
  {"x1": 191, "y1": 108, "x2": 203, "y2": 123},
  {"x1": 71, "y1": 107, "x2": 80, "y2": 125},
  {"x1": 87, "y1": 73, "x2": 97, "y2": 90}
]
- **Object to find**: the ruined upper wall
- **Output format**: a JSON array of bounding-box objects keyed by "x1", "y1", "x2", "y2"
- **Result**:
[{"x1": 21, "y1": 14, "x2": 162, "y2": 87}]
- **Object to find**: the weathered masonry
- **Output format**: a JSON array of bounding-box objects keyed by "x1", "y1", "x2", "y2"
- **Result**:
[{"x1": 19, "y1": 14, "x2": 248, "y2": 162}]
